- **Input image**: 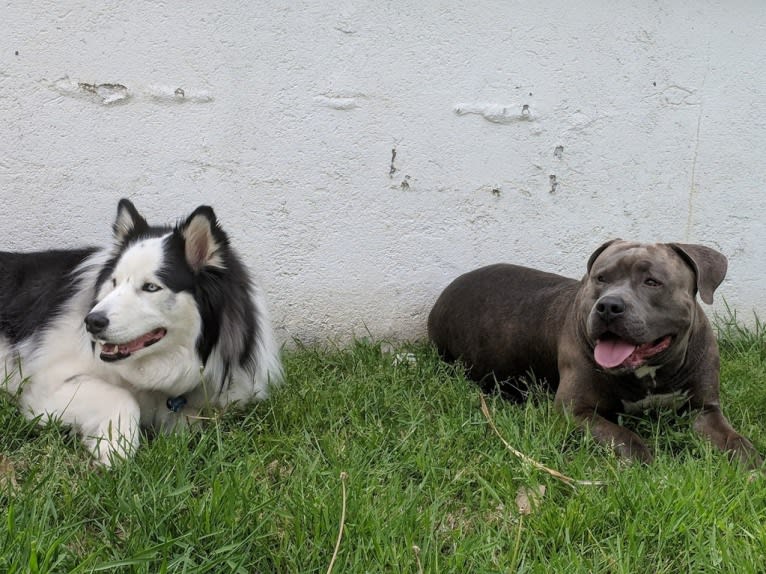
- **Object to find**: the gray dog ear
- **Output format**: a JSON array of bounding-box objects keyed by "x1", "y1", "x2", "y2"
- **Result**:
[
  {"x1": 668, "y1": 243, "x2": 728, "y2": 305},
  {"x1": 586, "y1": 239, "x2": 624, "y2": 272}
]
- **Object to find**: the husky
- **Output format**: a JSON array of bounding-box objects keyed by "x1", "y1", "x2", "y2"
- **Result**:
[{"x1": 0, "y1": 199, "x2": 282, "y2": 465}]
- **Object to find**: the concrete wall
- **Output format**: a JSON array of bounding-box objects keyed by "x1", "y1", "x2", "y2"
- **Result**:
[{"x1": 2, "y1": 1, "x2": 765, "y2": 344}]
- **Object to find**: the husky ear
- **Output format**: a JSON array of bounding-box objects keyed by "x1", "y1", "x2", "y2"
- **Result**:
[
  {"x1": 113, "y1": 199, "x2": 148, "y2": 242},
  {"x1": 181, "y1": 206, "x2": 226, "y2": 272},
  {"x1": 586, "y1": 239, "x2": 624, "y2": 272},
  {"x1": 668, "y1": 243, "x2": 728, "y2": 305}
]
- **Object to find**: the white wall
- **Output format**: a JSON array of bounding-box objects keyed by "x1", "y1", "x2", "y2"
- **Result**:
[{"x1": 2, "y1": 1, "x2": 765, "y2": 344}]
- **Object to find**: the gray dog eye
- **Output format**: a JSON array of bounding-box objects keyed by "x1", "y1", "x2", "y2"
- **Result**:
[{"x1": 142, "y1": 282, "x2": 162, "y2": 293}]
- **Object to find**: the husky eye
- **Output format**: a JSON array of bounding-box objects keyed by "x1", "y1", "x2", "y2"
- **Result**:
[
  {"x1": 644, "y1": 277, "x2": 662, "y2": 287},
  {"x1": 142, "y1": 282, "x2": 162, "y2": 293}
]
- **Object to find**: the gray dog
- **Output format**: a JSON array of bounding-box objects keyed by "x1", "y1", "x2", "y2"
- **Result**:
[{"x1": 429, "y1": 239, "x2": 761, "y2": 467}]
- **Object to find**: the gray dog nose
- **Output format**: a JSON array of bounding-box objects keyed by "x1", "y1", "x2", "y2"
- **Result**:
[
  {"x1": 595, "y1": 296, "x2": 625, "y2": 321},
  {"x1": 84, "y1": 312, "x2": 109, "y2": 334}
]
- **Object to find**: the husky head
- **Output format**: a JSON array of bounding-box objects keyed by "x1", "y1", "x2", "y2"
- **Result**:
[{"x1": 85, "y1": 199, "x2": 255, "y2": 395}]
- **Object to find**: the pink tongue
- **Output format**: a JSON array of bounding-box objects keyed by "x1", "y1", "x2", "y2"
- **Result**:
[
  {"x1": 101, "y1": 329, "x2": 164, "y2": 355},
  {"x1": 594, "y1": 339, "x2": 637, "y2": 368},
  {"x1": 120, "y1": 329, "x2": 163, "y2": 353}
]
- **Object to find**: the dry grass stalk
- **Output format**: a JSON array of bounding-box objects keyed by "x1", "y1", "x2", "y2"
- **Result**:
[{"x1": 479, "y1": 394, "x2": 605, "y2": 488}]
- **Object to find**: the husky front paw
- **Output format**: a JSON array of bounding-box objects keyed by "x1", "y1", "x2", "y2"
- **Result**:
[
  {"x1": 85, "y1": 420, "x2": 140, "y2": 466},
  {"x1": 28, "y1": 376, "x2": 142, "y2": 466}
]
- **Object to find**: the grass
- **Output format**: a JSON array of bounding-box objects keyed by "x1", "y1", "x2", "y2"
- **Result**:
[{"x1": 1, "y1": 322, "x2": 766, "y2": 573}]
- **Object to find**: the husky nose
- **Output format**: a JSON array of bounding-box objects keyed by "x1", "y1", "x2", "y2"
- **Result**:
[
  {"x1": 84, "y1": 312, "x2": 109, "y2": 334},
  {"x1": 595, "y1": 295, "x2": 626, "y2": 322}
]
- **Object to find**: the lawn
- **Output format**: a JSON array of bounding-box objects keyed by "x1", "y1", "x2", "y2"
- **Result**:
[{"x1": 1, "y1": 319, "x2": 766, "y2": 573}]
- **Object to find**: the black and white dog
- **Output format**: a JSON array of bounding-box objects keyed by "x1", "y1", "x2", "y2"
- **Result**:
[{"x1": 0, "y1": 199, "x2": 282, "y2": 464}]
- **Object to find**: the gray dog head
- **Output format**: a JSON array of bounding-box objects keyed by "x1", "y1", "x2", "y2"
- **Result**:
[{"x1": 577, "y1": 239, "x2": 727, "y2": 373}]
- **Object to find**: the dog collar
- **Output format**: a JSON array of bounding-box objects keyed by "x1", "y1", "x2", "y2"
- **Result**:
[{"x1": 166, "y1": 395, "x2": 187, "y2": 413}]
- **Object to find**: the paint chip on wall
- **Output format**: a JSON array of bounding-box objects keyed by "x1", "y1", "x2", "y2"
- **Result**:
[
  {"x1": 314, "y1": 93, "x2": 361, "y2": 110},
  {"x1": 51, "y1": 77, "x2": 213, "y2": 105},
  {"x1": 454, "y1": 102, "x2": 536, "y2": 124}
]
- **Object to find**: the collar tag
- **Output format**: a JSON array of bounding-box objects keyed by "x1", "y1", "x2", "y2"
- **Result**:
[{"x1": 166, "y1": 395, "x2": 188, "y2": 413}]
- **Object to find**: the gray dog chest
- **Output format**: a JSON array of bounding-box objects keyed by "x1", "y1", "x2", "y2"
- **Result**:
[
  {"x1": 620, "y1": 364, "x2": 689, "y2": 414},
  {"x1": 621, "y1": 390, "x2": 690, "y2": 414}
]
